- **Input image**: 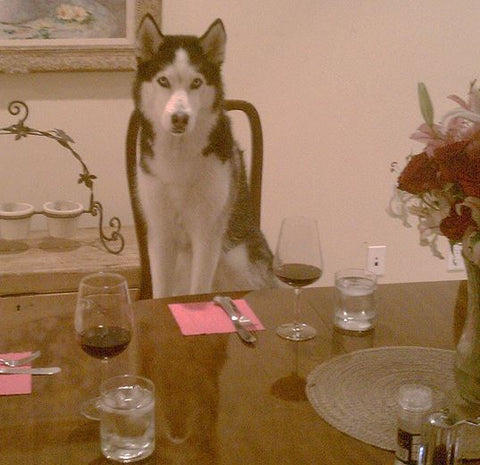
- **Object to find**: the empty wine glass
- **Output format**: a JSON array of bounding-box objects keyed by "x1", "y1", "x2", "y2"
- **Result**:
[
  {"x1": 75, "y1": 272, "x2": 133, "y2": 420},
  {"x1": 273, "y1": 216, "x2": 323, "y2": 341}
]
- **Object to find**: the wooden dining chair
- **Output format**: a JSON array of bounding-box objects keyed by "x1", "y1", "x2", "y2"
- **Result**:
[{"x1": 126, "y1": 99, "x2": 264, "y2": 299}]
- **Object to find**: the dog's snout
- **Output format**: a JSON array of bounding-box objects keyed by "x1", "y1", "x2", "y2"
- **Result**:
[{"x1": 171, "y1": 112, "x2": 189, "y2": 132}]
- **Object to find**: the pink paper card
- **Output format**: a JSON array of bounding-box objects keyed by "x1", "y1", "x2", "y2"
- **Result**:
[
  {"x1": 0, "y1": 352, "x2": 32, "y2": 396},
  {"x1": 169, "y1": 299, "x2": 264, "y2": 336}
]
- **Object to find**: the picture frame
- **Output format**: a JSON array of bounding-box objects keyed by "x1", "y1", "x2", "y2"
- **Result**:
[{"x1": 0, "y1": 0, "x2": 162, "y2": 73}]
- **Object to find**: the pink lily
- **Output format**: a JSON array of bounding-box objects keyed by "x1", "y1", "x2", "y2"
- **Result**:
[{"x1": 410, "y1": 123, "x2": 444, "y2": 157}]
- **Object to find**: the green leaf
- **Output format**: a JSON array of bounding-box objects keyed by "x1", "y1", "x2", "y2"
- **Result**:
[{"x1": 418, "y1": 82, "x2": 434, "y2": 127}]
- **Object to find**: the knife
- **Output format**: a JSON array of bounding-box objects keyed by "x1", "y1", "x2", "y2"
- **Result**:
[
  {"x1": 0, "y1": 367, "x2": 61, "y2": 375},
  {"x1": 213, "y1": 296, "x2": 256, "y2": 344}
]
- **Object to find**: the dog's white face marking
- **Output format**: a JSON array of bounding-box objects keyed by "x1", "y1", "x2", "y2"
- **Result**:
[{"x1": 141, "y1": 48, "x2": 216, "y2": 136}]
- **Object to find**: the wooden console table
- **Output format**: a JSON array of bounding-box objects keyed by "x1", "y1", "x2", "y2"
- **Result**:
[{"x1": 0, "y1": 226, "x2": 140, "y2": 308}]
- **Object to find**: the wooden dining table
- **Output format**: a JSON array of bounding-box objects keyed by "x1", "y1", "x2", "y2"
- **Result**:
[{"x1": 0, "y1": 279, "x2": 477, "y2": 464}]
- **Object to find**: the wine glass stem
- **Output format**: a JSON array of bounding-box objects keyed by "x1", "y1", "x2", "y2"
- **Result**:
[
  {"x1": 293, "y1": 287, "x2": 302, "y2": 329},
  {"x1": 101, "y1": 358, "x2": 109, "y2": 383}
]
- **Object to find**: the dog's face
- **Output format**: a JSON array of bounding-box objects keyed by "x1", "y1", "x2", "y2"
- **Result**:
[{"x1": 135, "y1": 16, "x2": 226, "y2": 136}]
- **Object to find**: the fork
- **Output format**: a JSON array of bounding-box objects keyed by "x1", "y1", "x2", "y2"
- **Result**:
[{"x1": 0, "y1": 350, "x2": 41, "y2": 367}]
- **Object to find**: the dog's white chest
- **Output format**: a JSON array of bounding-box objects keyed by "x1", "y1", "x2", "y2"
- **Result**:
[
  {"x1": 138, "y1": 140, "x2": 231, "y2": 230},
  {"x1": 136, "y1": 139, "x2": 233, "y2": 296}
]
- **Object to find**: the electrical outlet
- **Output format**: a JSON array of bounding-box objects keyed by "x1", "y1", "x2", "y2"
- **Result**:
[
  {"x1": 447, "y1": 243, "x2": 465, "y2": 271},
  {"x1": 366, "y1": 245, "x2": 386, "y2": 275}
]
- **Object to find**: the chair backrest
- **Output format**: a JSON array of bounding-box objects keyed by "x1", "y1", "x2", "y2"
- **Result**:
[
  {"x1": 126, "y1": 99, "x2": 264, "y2": 299},
  {"x1": 223, "y1": 99, "x2": 263, "y2": 229}
]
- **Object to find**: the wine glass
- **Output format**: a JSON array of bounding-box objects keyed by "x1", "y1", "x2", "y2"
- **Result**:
[
  {"x1": 75, "y1": 272, "x2": 133, "y2": 420},
  {"x1": 273, "y1": 216, "x2": 323, "y2": 341}
]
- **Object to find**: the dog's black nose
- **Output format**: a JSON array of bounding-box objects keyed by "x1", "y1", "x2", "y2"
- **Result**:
[{"x1": 171, "y1": 112, "x2": 189, "y2": 131}]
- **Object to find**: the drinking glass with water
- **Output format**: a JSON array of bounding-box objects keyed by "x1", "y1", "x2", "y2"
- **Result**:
[
  {"x1": 334, "y1": 268, "x2": 377, "y2": 333},
  {"x1": 100, "y1": 374, "x2": 155, "y2": 463}
]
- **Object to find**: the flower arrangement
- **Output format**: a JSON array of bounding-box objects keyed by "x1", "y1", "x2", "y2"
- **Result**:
[{"x1": 389, "y1": 81, "x2": 480, "y2": 266}]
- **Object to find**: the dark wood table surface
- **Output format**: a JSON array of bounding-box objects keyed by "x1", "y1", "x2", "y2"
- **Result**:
[{"x1": 0, "y1": 280, "x2": 474, "y2": 464}]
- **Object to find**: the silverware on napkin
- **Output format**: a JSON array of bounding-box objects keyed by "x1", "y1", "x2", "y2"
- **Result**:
[
  {"x1": 213, "y1": 296, "x2": 257, "y2": 344},
  {"x1": 0, "y1": 367, "x2": 61, "y2": 375}
]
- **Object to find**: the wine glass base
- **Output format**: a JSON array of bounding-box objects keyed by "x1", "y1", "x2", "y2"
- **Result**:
[
  {"x1": 80, "y1": 397, "x2": 101, "y2": 421},
  {"x1": 276, "y1": 323, "x2": 316, "y2": 341}
]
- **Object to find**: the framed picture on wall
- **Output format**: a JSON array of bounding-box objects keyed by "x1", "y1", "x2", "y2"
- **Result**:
[{"x1": 0, "y1": 0, "x2": 162, "y2": 72}]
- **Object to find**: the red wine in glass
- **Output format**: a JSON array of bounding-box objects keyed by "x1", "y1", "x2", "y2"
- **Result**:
[
  {"x1": 79, "y1": 326, "x2": 131, "y2": 359},
  {"x1": 75, "y1": 272, "x2": 133, "y2": 420},
  {"x1": 274, "y1": 263, "x2": 323, "y2": 288}
]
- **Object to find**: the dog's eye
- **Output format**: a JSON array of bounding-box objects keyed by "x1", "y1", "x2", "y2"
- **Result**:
[
  {"x1": 191, "y1": 78, "x2": 203, "y2": 90},
  {"x1": 157, "y1": 76, "x2": 170, "y2": 88}
]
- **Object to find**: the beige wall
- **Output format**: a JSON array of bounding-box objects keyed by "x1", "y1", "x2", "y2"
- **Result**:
[{"x1": 1, "y1": 0, "x2": 476, "y2": 285}]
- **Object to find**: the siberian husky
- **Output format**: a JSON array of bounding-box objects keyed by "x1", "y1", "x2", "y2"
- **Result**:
[{"x1": 127, "y1": 15, "x2": 276, "y2": 298}]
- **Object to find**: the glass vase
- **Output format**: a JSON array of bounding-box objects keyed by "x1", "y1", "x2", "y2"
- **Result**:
[{"x1": 454, "y1": 255, "x2": 480, "y2": 405}]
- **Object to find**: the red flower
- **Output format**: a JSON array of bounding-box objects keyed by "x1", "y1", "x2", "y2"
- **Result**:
[
  {"x1": 466, "y1": 138, "x2": 480, "y2": 160},
  {"x1": 440, "y1": 205, "x2": 475, "y2": 241},
  {"x1": 433, "y1": 140, "x2": 480, "y2": 197},
  {"x1": 397, "y1": 152, "x2": 442, "y2": 195}
]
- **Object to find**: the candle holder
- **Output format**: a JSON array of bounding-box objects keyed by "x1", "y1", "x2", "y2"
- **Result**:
[
  {"x1": 0, "y1": 100, "x2": 124, "y2": 254},
  {"x1": 43, "y1": 200, "x2": 84, "y2": 239},
  {"x1": 0, "y1": 201, "x2": 34, "y2": 240}
]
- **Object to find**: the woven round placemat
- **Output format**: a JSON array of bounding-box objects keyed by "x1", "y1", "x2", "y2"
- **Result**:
[{"x1": 306, "y1": 346, "x2": 455, "y2": 450}]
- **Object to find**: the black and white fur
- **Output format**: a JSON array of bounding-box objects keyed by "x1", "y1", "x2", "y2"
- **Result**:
[{"x1": 127, "y1": 16, "x2": 276, "y2": 298}]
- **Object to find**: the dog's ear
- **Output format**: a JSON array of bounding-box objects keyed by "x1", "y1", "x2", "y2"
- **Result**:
[
  {"x1": 199, "y1": 19, "x2": 226, "y2": 65},
  {"x1": 136, "y1": 14, "x2": 164, "y2": 63}
]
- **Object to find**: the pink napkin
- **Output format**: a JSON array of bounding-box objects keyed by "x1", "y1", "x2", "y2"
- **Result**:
[
  {"x1": 169, "y1": 299, "x2": 264, "y2": 336},
  {"x1": 0, "y1": 352, "x2": 32, "y2": 396}
]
